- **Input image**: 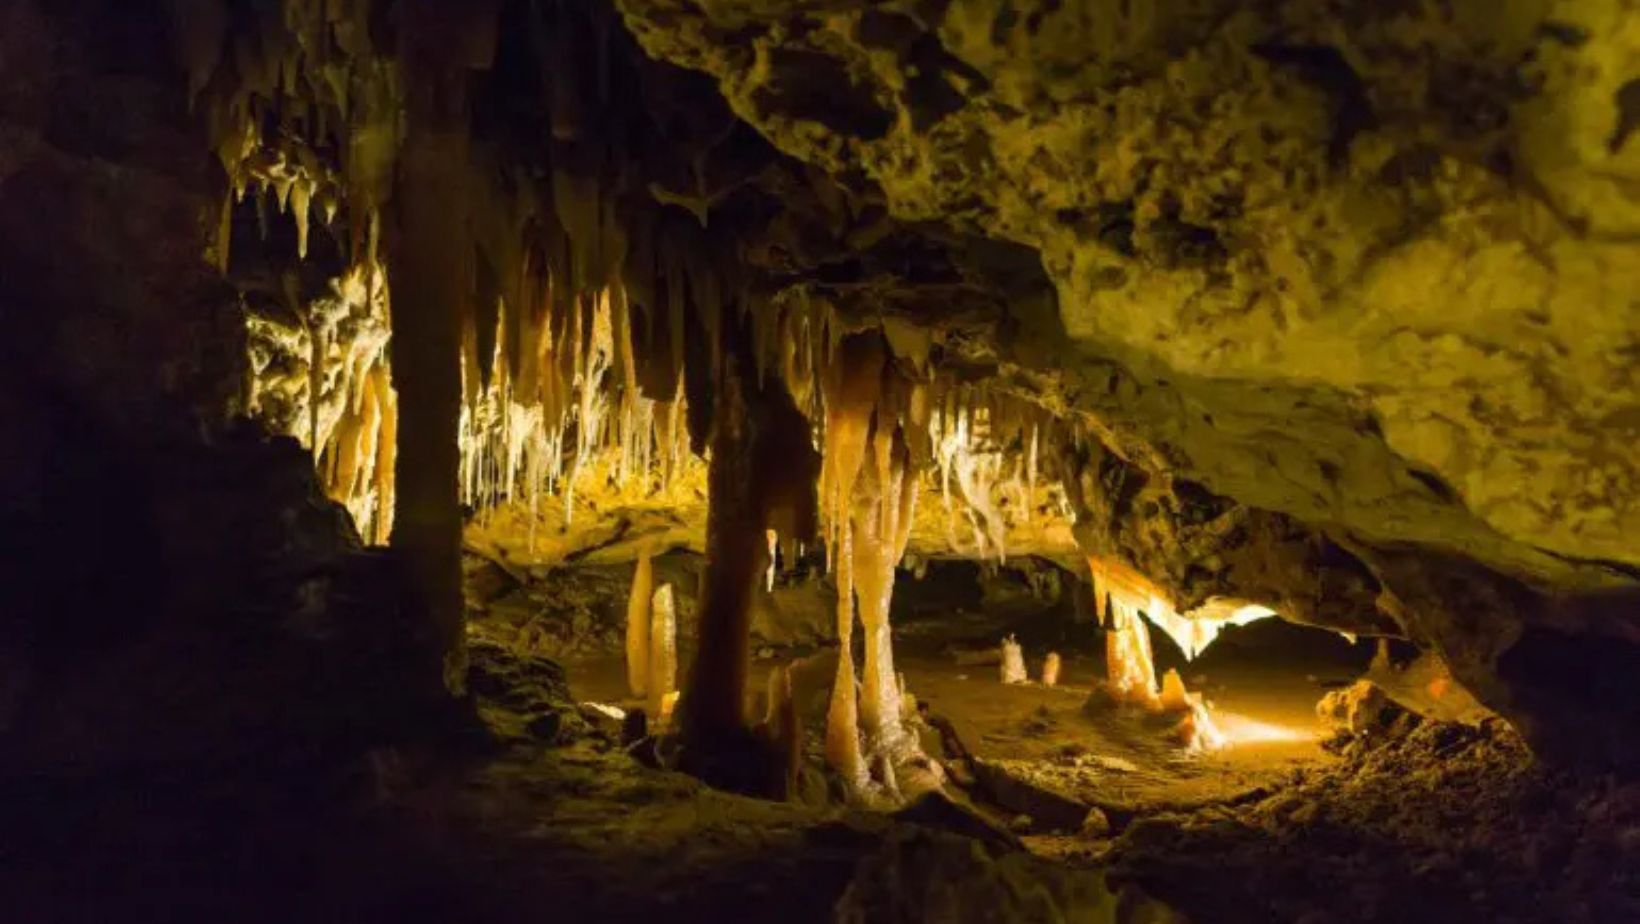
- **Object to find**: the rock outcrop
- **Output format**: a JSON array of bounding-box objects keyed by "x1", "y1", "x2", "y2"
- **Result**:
[{"x1": 613, "y1": 0, "x2": 1640, "y2": 769}]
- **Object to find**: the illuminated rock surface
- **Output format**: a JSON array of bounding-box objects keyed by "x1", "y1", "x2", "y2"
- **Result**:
[
  {"x1": 615, "y1": 0, "x2": 1640, "y2": 769},
  {"x1": 3, "y1": 1, "x2": 1639, "y2": 922}
]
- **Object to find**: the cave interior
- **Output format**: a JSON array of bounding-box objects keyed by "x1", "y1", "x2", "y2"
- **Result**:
[{"x1": 2, "y1": 1, "x2": 1639, "y2": 922}]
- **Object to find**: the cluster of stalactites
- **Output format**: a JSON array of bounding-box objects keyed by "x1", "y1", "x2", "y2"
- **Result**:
[
  {"x1": 189, "y1": 0, "x2": 408, "y2": 546},
  {"x1": 764, "y1": 291, "x2": 1076, "y2": 570},
  {"x1": 458, "y1": 283, "x2": 695, "y2": 547},
  {"x1": 191, "y1": 0, "x2": 683, "y2": 541},
  {"x1": 246, "y1": 262, "x2": 398, "y2": 544},
  {"x1": 925, "y1": 383, "x2": 1069, "y2": 563},
  {"x1": 1087, "y1": 555, "x2": 1276, "y2": 662},
  {"x1": 179, "y1": 0, "x2": 405, "y2": 277}
]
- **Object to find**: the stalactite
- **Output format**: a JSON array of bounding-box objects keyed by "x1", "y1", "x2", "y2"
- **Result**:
[
  {"x1": 1104, "y1": 598, "x2": 1159, "y2": 704},
  {"x1": 1090, "y1": 555, "x2": 1230, "y2": 753},
  {"x1": 1087, "y1": 555, "x2": 1277, "y2": 661}
]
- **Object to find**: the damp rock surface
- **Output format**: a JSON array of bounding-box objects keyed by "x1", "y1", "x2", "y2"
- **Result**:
[
  {"x1": 1102, "y1": 719, "x2": 1640, "y2": 924},
  {"x1": 612, "y1": 0, "x2": 1640, "y2": 769}
]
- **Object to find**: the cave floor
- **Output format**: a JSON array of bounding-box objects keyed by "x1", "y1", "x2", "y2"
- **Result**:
[
  {"x1": 6, "y1": 630, "x2": 1635, "y2": 924},
  {"x1": 565, "y1": 641, "x2": 1351, "y2": 841}
]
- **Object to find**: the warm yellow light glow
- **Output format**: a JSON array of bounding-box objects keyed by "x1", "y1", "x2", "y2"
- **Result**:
[
  {"x1": 1214, "y1": 714, "x2": 1313, "y2": 745},
  {"x1": 1091, "y1": 556, "x2": 1251, "y2": 753},
  {"x1": 583, "y1": 702, "x2": 626, "y2": 721},
  {"x1": 1087, "y1": 556, "x2": 1279, "y2": 661}
]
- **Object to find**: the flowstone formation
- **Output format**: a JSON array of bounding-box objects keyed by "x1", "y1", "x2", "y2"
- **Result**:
[{"x1": 615, "y1": 0, "x2": 1640, "y2": 771}]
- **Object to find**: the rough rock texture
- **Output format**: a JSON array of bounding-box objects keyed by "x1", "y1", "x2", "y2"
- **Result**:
[
  {"x1": 1105, "y1": 719, "x2": 1640, "y2": 923},
  {"x1": 1064, "y1": 438, "x2": 1394, "y2": 636},
  {"x1": 614, "y1": 0, "x2": 1640, "y2": 768},
  {"x1": 836, "y1": 826, "x2": 1183, "y2": 924},
  {"x1": 0, "y1": 0, "x2": 446, "y2": 772},
  {"x1": 617, "y1": 0, "x2": 1640, "y2": 578}
]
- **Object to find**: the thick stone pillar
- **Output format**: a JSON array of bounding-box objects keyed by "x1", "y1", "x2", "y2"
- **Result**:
[
  {"x1": 388, "y1": 3, "x2": 472, "y2": 696},
  {"x1": 681, "y1": 346, "x2": 763, "y2": 741}
]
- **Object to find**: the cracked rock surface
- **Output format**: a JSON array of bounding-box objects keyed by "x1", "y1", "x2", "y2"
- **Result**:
[{"x1": 616, "y1": 0, "x2": 1640, "y2": 768}]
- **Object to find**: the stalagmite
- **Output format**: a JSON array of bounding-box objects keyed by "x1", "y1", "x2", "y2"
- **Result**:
[
  {"x1": 1161, "y1": 669, "x2": 1227, "y2": 752},
  {"x1": 1104, "y1": 597, "x2": 1159, "y2": 704},
  {"x1": 1092, "y1": 557, "x2": 1228, "y2": 753},
  {"x1": 825, "y1": 508, "x2": 868, "y2": 788},
  {"x1": 765, "y1": 528, "x2": 778, "y2": 592},
  {"x1": 648, "y1": 583, "x2": 677, "y2": 724},
  {"x1": 1041, "y1": 652, "x2": 1062, "y2": 687},
  {"x1": 1000, "y1": 635, "x2": 1027, "y2": 685},
  {"x1": 760, "y1": 664, "x2": 802, "y2": 798},
  {"x1": 625, "y1": 551, "x2": 653, "y2": 698}
]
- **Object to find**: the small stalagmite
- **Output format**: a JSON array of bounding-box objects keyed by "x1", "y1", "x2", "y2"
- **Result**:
[
  {"x1": 626, "y1": 551, "x2": 653, "y2": 698},
  {"x1": 648, "y1": 583, "x2": 678, "y2": 725},
  {"x1": 1000, "y1": 635, "x2": 1027, "y2": 685},
  {"x1": 765, "y1": 528, "x2": 779, "y2": 592},
  {"x1": 761, "y1": 663, "x2": 802, "y2": 797},
  {"x1": 1104, "y1": 598, "x2": 1159, "y2": 705},
  {"x1": 1094, "y1": 571, "x2": 1229, "y2": 753},
  {"x1": 1041, "y1": 652, "x2": 1062, "y2": 687}
]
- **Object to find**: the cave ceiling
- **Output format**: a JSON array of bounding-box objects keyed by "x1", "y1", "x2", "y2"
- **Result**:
[{"x1": 612, "y1": 0, "x2": 1640, "y2": 602}]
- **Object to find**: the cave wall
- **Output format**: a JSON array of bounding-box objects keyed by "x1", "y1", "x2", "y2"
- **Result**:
[
  {"x1": 0, "y1": 0, "x2": 431, "y2": 772},
  {"x1": 615, "y1": 0, "x2": 1640, "y2": 589},
  {"x1": 2, "y1": 0, "x2": 1635, "y2": 773},
  {"x1": 613, "y1": 0, "x2": 1640, "y2": 768}
]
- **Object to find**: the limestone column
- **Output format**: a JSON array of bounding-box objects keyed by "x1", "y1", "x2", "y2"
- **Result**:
[{"x1": 388, "y1": 0, "x2": 475, "y2": 696}]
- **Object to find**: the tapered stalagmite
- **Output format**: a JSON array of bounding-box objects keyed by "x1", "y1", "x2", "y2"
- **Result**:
[
  {"x1": 1105, "y1": 598, "x2": 1159, "y2": 704},
  {"x1": 1042, "y1": 652, "x2": 1062, "y2": 687},
  {"x1": 649, "y1": 583, "x2": 677, "y2": 723},
  {"x1": 765, "y1": 529, "x2": 778, "y2": 592},
  {"x1": 826, "y1": 514, "x2": 867, "y2": 787},
  {"x1": 761, "y1": 664, "x2": 802, "y2": 797},
  {"x1": 1000, "y1": 635, "x2": 1027, "y2": 685},
  {"x1": 626, "y1": 552, "x2": 653, "y2": 697}
]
